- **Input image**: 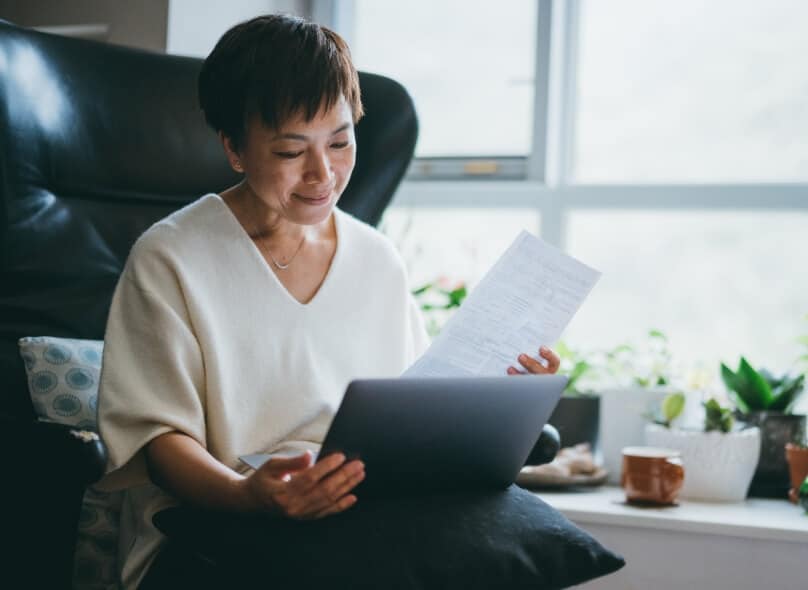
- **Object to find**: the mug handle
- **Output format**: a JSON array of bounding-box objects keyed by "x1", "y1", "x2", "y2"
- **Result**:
[{"x1": 662, "y1": 457, "x2": 684, "y2": 497}]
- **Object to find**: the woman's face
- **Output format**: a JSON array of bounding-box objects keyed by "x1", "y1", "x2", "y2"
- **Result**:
[{"x1": 229, "y1": 96, "x2": 356, "y2": 226}]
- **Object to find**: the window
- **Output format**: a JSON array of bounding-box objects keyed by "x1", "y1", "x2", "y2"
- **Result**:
[
  {"x1": 331, "y1": 0, "x2": 808, "y2": 381},
  {"x1": 381, "y1": 208, "x2": 541, "y2": 288},
  {"x1": 564, "y1": 210, "x2": 808, "y2": 371},
  {"x1": 351, "y1": 0, "x2": 538, "y2": 168},
  {"x1": 574, "y1": 0, "x2": 808, "y2": 183}
]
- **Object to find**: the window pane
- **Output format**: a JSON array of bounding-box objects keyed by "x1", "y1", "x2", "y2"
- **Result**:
[
  {"x1": 574, "y1": 0, "x2": 808, "y2": 183},
  {"x1": 381, "y1": 207, "x2": 541, "y2": 288},
  {"x1": 564, "y1": 211, "x2": 808, "y2": 398},
  {"x1": 352, "y1": 0, "x2": 537, "y2": 157}
]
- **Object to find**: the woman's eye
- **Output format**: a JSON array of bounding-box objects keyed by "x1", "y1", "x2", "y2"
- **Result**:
[
  {"x1": 331, "y1": 141, "x2": 350, "y2": 149},
  {"x1": 274, "y1": 151, "x2": 303, "y2": 159}
]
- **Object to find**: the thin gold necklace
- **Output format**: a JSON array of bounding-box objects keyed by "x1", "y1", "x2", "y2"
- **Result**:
[
  {"x1": 254, "y1": 229, "x2": 306, "y2": 270},
  {"x1": 246, "y1": 196, "x2": 306, "y2": 270}
]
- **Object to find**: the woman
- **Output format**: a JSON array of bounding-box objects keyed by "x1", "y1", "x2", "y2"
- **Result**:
[{"x1": 97, "y1": 14, "x2": 560, "y2": 589}]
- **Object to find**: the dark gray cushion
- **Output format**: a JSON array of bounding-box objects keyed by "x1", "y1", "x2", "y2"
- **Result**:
[{"x1": 153, "y1": 485, "x2": 624, "y2": 589}]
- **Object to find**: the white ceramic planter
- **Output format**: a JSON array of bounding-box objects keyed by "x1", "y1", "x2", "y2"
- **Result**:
[
  {"x1": 599, "y1": 386, "x2": 670, "y2": 484},
  {"x1": 645, "y1": 423, "x2": 761, "y2": 502}
]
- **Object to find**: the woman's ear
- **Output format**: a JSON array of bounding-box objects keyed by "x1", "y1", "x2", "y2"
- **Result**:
[{"x1": 219, "y1": 132, "x2": 244, "y2": 174}]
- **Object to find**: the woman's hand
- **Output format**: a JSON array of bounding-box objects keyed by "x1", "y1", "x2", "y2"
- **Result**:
[
  {"x1": 241, "y1": 451, "x2": 365, "y2": 519},
  {"x1": 507, "y1": 345, "x2": 561, "y2": 375}
]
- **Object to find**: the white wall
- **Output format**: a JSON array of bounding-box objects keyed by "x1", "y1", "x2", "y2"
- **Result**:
[
  {"x1": 166, "y1": 0, "x2": 307, "y2": 57},
  {"x1": 0, "y1": 0, "x2": 310, "y2": 56},
  {"x1": 0, "y1": 0, "x2": 169, "y2": 52}
]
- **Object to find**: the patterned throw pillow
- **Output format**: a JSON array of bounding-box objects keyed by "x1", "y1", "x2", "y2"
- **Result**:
[{"x1": 19, "y1": 337, "x2": 122, "y2": 590}]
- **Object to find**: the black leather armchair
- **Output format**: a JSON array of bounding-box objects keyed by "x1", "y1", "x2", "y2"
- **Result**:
[{"x1": 0, "y1": 19, "x2": 558, "y2": 588}]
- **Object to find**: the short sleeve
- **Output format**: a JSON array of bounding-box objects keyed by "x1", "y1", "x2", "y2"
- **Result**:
[{"x1": 96, "y1": 247, "x2": 206, "y2": 492}]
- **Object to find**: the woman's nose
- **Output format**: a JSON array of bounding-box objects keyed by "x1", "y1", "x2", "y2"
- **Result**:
[{"x1": 304, "y1": 151, "x2": 333, "y2": 185}]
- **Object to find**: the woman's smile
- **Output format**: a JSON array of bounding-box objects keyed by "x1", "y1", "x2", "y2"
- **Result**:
[{"x1": 293, "y1": 188, "x2": 334, "y2": 204}]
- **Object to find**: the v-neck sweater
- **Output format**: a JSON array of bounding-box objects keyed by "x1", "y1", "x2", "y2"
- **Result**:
[{"x1": 97, "y1": 194, "x2": 430, "y2": 588}]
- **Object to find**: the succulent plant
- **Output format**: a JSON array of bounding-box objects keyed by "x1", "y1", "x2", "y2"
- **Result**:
[
  {"x1": 720, "y1": 357, "x2": 805, "y2": 414},
  {"x1": 703, "y1": 398, "x2": 734, "y2": 433}
]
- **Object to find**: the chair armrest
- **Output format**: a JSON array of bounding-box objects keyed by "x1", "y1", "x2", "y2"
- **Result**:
[
  {"x1": 0, "y1": 414, "x2": 108, "y2": 485},
  {"x1": 525, "y1": 424, "x2": 561, "y2": 466},
  {"x1": 0, "y1": 414, "x2": 109, "y2": 588}
]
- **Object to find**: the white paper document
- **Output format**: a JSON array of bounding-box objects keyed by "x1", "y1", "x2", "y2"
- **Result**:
[
  {"x1": 238, "y1": 450, "x2": 318, "y2": 470},
  {"x1": 403, "y1": 231, "x2": 601, "y2": 378}
]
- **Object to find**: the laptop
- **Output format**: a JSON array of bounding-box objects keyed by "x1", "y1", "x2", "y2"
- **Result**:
[{"x1": 240, "y1": 375, "x2": 567, "y2": 497}]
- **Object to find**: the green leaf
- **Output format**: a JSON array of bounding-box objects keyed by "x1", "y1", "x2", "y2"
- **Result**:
[
  {"x1": 412, "y1": 283, "x2": 432, "y2": 296},
  {"x1": 703, "y1": 398, "x2": 734, "y2": 433},
  {"x1": 738, "y1": 358, "x2": 774, "y2": 410},
  {"x1": 446, "y1": 285, "x2": 467, "y2": 308},
  {"x1": 555, "y1": 341, "x2": 574, "y2": 359},
  {"x1": 769, "y1": 374, "x2": 805, "y2": 413},
  {"x1": 777, "y1": 374, "x2": 804, "y2": 397},
  {"x1": 758, "y1": 368, "x2": 782, "y2": 388},
  {"x1": 568, "y1": 360, "x2": 590, "y2": 381},
  {"x1": 648, "y1": 329, "x2": 668, "y2": 341},
  {"x1": 703, "y1": 398, "x2": 721, "y2": 431},
  {"x1": 721, "y1": 363, "x2": 751, "y2": 414},
  {"x1": 567, "y1": 358, "x2": 598, "y2": 394},
  {"x1": 607, "y1": 344, "x2": 634, "y2": 358},
  {"x1": 800, "y1": 476, "x2": 808, "y2": 496},
  {"x1": 662, "y1": 392, "x2": 686, "y2": 425}
]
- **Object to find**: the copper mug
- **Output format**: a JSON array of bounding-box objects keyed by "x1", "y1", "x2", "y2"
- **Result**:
[{"x1": 621, "y1": 446, "x2": 684, "y2": 506}]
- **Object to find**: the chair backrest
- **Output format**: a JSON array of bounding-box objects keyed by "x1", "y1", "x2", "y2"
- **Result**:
[{"x1": 0, "y1": 20, "x2": 418, "y2": 420}]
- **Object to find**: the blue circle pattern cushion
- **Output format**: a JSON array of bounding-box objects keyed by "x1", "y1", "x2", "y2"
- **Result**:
[{"x1": 18, "y1": 336, "x2": 123, "y2": 590}]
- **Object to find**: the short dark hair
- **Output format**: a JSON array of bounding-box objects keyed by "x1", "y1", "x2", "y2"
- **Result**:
[{"x1": 198, "y1": 14, "x2": 363, "y2": 151}]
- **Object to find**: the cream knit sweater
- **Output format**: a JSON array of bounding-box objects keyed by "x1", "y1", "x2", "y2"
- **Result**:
[{"x1": 98, "y1": 194, "x2": 429, "y2": 588}]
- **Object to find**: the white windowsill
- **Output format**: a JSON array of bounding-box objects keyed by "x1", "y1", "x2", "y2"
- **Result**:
[{"x1": 535, "y1": 486, "x2": 808, "y2": 544}]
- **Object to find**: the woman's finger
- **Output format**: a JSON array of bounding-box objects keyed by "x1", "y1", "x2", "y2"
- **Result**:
[
  {"x1": 514, "y1": 346, "x2": 561, "y2": 375},
  {"x1": 517, "y1": 353, "x2": 548, "y2": 374},
  {"x1": 312, "y1": 494, "x2": 358, "y2": 519},
  {"x1": 298, "y1": 461, "x2": 365, "y2": 516},
  {"x1": 287, "y1": 452, "x2": 346, "y2": 494},
  {"x1": 321, "y1": 462, "x2": 365, "y2": 503},
  {"x1": 539, "y1": 346, "x2": 561, "y2": 373}
]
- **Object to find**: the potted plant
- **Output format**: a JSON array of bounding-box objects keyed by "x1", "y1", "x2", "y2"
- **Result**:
[
  {"x1": 785, "y1": 317, "x2": 808, "y2": 504},
  {"x1": 720, "y1": 357, "x2": 806, "y2": 498},
  {"x1": 645, "y1": 395, "x2": 761, "y2": 502},
  {"x1": 538, "y1": 341, "x2": 601, "y2": 462},
  {"x1": 597, "y1": 329, "x2": 682, "y2": 484},
  {"x1": 411, "y1": 278, "x2": 467, "y2": 337}
]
